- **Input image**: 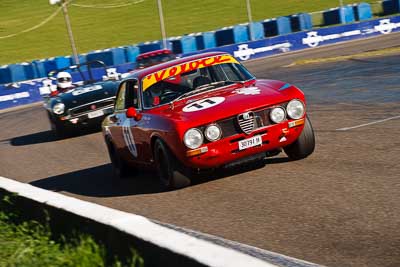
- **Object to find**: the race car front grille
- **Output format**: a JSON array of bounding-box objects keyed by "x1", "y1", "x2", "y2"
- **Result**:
[
  {"x1": 218, "y1": 107, "x2": 273, "y2": 138},
  {"x1": 237, "y1": 112, "x2": 256, "y2": 134},
  {"x1": 69, "y1": 98, "x2": 115, "y2": 116}
]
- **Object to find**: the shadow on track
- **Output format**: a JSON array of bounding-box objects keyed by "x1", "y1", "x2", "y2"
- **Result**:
[
  {"x1": 30, "y1": 164, "x2": 165, "y2": 197},
  {"x1": 30, "y1": 157, "x2": 292, "y2": 197},
  {"x1": 10, "y1": 130, "x2": 57, "y2": 146},
  {"x1": 198, "y1": 157, "x2": 291, "y2": 183},
  {"x1": 10, "y1": 128, "x2": 101, "y2": 146}
]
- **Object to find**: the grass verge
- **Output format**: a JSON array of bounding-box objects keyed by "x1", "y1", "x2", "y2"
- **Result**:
[
  {"x1": 0, "y1": 195, "x2": 144, "y2": 267},
  {"x1": 0, "y1": 0, "x2": 378, "y2": 64}
]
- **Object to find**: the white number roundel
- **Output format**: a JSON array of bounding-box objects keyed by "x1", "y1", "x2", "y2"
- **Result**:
[
  {"x1": 122, "y1": 119, "x2": 137, "y2": 158},
  {"x1": 182, "y1": 97, "x2": 225, "y2": 112}
]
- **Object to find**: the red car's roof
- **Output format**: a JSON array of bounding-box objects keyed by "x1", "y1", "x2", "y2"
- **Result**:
[
  {"x1": 130, "y1": 51, "x2": 230, "y2": 80},
  {"x1": 136, "y1": 49, "x2": 173, "y2": 60}
]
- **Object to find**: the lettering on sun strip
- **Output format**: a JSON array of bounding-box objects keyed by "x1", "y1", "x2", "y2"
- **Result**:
[{"x1": 142, "y1": 55, "x2": 239, "y2": 91}]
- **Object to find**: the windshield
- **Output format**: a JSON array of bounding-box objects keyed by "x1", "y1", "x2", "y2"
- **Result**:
[{"x1": 142, "y1": 55, "x2": 254, "y2": 108}]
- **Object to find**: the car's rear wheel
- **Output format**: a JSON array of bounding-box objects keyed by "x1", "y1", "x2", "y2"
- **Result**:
[
  {"x1": 284, "y1": 116, "x2": 315, "y2": 160},
  {"x1": 153, "y1": 139, "x2": 189, "y2": 190},
  {"x1": 106, "y1": 140, "x2": 131, "y2": 179}
]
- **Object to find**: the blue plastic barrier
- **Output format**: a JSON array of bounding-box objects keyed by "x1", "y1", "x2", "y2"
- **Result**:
[
  {"x1": 125, "y1": 45, "x2": 140, "y2": 63},
  {"x1": 22, "y1": 63, "x2": 37, "y2": 80},
  {"x1": 181, "y1": 35, "x2": 197, "y2": 53},
  {"x1": 382, "y1": 0, "x2": 400, "y2": 15},
  {"x1": 71, "y1": 54, "x2": 86, "y2": 65},
  {"x1": 54, "y1": 56, "x2": 71, "y2": 70},
  {"x1": 203, "y1": 31, "x2": 217, "y2": 49},
  {"x1": 43, "y1": 58, "x2": 58, "y2": 75},
  {"x1": 138, "y1": 41, "x2": 162, "y2": 53},
  {"x1": 193, "y1": 32, "x2": 217, "y2": 50},
  {"x1": 323, "y1": 6, "x2": 355, "y2": 25},
  {"x1": 290, "y1": 13, "x2": 313, "y2": 32},
  {"x1": 353, "y1": 3, "x2": 373, "y2": 21},
  {"x1": 86, "y1": 48, "x2": 126, "y2": 67},
  {"x1": 32, "y1": 60, "x2": 47, "y2": 78},
  {"x1": 169, "y1": 35, "x2": 197, "y2": 54},
  {"x1": 343, "y1": 6, "x2": 356, "y2": 23},
  {"x1": 276, "y1": 16, "x2": 292, "y2": 35},
  {"x1": 0, "y1": 66, "x2": 11, "y2": 84},
  {"x1": 109, "y1": 47, "x2": 127, "y2": 65},
  {"x1": 215, "y1": 27, "x2": 235, "y2": 46},
  {"x1": 169, "y1": 37, "x2": 182, "y2": 54},
  {"x1": 248, "y1": 22, "x2": 265, "y2": 40},
  {"x1": 183, "y1": 15, "x2": 400, "y2": 62},
  {"x1": 70, "y1": 54, "x2": 88, "y2": 72},
  {"x1": 191, "y1": 33, "x2": 205, "y2": 50},
  {"x1": 8, "y1": 64, "x2": 27, "y2": 83},
  {"x1": 233, "y1": 24, "x2": 249, "y2": 43},
  {"x1": 116, "y1": 62, "x2": 135, "y2": 73},
  {"x1": 262, "y1": 17, "x2": 292, "y2": 37},
  {"x1": 87, "y1": 50, "x2": 108, "y2": 66},
  {"x1": 323, "y1": 8, "x2": 340, "y2": 25},
  {"x1": 3, "y1": 15, "x2": 400, "y2": 109}
]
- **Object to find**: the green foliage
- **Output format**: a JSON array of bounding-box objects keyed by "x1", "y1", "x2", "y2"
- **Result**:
[
  {"x1": 0, "y1": 0, "x2": 378, "y2": 64},
  {"x1": 0, "y1": 195, "x2": 143, "y2": 267}
]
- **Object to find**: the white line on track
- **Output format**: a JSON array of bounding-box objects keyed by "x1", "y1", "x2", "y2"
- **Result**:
[{"x1": 336, "y1": 115, "x2": 400, "y2": 131}]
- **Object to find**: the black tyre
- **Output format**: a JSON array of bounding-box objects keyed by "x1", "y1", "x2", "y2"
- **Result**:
[
  {"x1": 106, "y1": 140, "x2": 131, "y2": 179},
  {"x1": 153, "y1": 139, "x2": 177, "y2": 190},
  {"x1": 50, "y1": 118, "x2": 72, "y2": 139},
  {"x1": 284, "y1": 116, "x2": 315, "y2": 160},
  {"x1": 153, "y1": 139, "x2": 191, "y2": 190}
]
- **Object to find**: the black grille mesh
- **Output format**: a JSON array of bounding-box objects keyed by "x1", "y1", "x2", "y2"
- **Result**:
[{"x1": 69, "y1": 98, "x2": 115, "y2": 116}]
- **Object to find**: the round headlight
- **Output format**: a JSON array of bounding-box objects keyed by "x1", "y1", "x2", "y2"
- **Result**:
[
  {"x1": 287, "y1": 99, "x2": 305, "y2": 120},
  {"x1": 183, "y1": 128, "x2": 204, "y2": 149},
  {"x1": 270, "y1": 107, "x2": 286, "y2": 123},
  {"x1": 204, "y1": 124, "x2": 222, "y2": 141},
  {"x1": 53, "y1": 103, "x2": 65, "y2": 115}
]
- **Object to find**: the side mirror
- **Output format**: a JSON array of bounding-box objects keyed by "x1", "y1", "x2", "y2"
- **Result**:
[{"x1": 126, "y1": 107, "x2": 142, "y2": 121}]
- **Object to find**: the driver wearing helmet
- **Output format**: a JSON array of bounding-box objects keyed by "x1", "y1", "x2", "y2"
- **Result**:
[
  {"x1": 144, "y1": 83, "x2": 164, "y2": 106},
  {"x1": 56, "y1": 72, "x2": 74, "y2": 92}
]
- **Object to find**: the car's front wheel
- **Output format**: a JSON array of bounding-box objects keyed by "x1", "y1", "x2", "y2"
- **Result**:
[
  {"x1": 284, "y1": 116, "x2": 315, "y2": 160},
  {"x1": 49, "y1": 117, "x2": 72, "y2": 139},
  {"x1": 153, "y1": 139, "x2": 189, "y2": 190}
]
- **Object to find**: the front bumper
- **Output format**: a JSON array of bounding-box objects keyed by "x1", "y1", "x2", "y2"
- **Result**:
[
  {"x1": 182, "y1": 118, "x2": 305, "y2": 169},
  {"x1": 55, "y1": 106, "x2": 114, "y2": 128}
]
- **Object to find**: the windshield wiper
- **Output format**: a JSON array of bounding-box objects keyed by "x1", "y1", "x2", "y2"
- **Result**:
[
  {"x1": 172, "y1": 86, "x2": 211, "y2": 103},
  {"x1": 195, "y1": 80, "x2": 230, "y2": 90}
]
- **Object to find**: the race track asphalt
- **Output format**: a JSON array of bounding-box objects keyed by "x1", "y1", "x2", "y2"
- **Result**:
[{"x1": 1, "y1": 33, "x2": 400, "y2": 267}]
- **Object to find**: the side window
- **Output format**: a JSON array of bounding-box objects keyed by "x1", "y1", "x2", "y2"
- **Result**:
[
  {"x1": 125, "y1": 80, "x2": 140, "y2": 109},
  {"x1": 115, "y1": 82, "x2": 127, "y2": 111}
]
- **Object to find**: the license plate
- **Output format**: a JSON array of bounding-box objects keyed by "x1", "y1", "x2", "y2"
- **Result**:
[
  {"x1": 87, "y1": 110, "x2": 104, "y2": 119},
  {"x1": 238, "y1": 135, "x2": 262, "y2": 151}
]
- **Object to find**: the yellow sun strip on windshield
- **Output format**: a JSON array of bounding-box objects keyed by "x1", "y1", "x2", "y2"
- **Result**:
[{"x1": 142, "y1": 55, "x2": 239, "y2": 91}]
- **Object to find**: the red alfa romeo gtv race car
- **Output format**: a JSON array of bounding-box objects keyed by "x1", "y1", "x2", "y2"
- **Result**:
[{"x1": 102, "y1": 52, "x2": 315, "y2": 189}]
